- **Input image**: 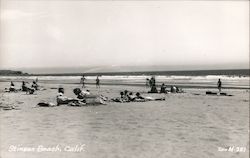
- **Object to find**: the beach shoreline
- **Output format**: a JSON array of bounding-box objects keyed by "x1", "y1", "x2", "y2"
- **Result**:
[{"x1": 0, "y1": 74, "x2": 249, "y2": 90}]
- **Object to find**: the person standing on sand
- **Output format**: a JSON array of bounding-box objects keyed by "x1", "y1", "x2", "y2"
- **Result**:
[
  {"x1": 149, "y1": 76, "x2": 155, "y2": 88},
  {"x1": 217, "y1": 79, "x2": 222, "y2": 92},
  {"x1": 80, "y1": 75, "x2": 86, "y2": 88},
  {"x1": 96, "y1": 76, "x2": 100, "y2": 88},
  {"x1": 10, "y1": 81, "x2": 15, "y2": 87},
  {"x1": 146, "y1": 78, "x2": 150, "y2": 88}
]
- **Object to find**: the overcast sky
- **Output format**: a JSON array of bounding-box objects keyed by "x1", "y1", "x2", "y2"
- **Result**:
[{"x1": 0, "y1": 0, "x2": 249, "y2": 70}]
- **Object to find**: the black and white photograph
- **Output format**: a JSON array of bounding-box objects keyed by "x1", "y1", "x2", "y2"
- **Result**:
[{"x1": 0, "y1": 0, "x2": 249, "y2": 158}]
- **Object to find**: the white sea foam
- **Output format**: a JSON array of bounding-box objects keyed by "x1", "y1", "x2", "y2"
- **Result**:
[{"x1": 0, "y1": 75, "x2": 249, "y2": 86}]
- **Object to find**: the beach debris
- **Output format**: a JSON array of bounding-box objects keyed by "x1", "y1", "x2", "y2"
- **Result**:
[
  {"x1": 0, "y1": 105, "x2": 20, "y2": 110},
  {"x1": 37, "y1": 102, "x2": 56, "y2": 107},
  {"x1": 68, "y1": 101, "x2": 86, "y2": 106},
  {"x1": 192, "y1": 93, "x2": 201, "y2": 96},
  {"x1": 205, "y1": 91, "x2": 233, "y2": 96},
  {"x1": 206, "y1": 91, "x2": 217, "y2": 95},
  {"x1": 50, "y1": 87, "x2": 58, "y2": 89},
  {"x1": 16, "y1": 101, "x2": 24, "y2": 104}
]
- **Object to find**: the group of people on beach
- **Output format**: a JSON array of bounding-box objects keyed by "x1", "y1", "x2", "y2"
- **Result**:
[
  {"x1": 5, "y1": 75, "x2": 224, "y2": 107},
  {"x1": 55, "y1": 87, "x2": 107, "y2": 106},
  {"x1": 80, "y1": 75, "x2": 185, "y2": 94},
  {"x1": 112, "y1": 90, "x2": 165, "y2": 103},
  {"x1": 146, "y1": 77, "x2": 222, "y2": 93},
  {"x1": 80, "y1": 75, "x2": 100, "y2": 88},
  {"x1": 55, "y1": 87, "x2": 166, "y2": 106},
  {"x1": 7, "y1": 79, "x2": 40, "y2": 94},
  {"x1": 146, "y1": 76, "x2": 184, "y2": 94}
]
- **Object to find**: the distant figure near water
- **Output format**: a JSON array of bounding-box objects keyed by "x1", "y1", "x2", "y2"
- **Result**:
[
  {"x1": 148, "y1": 76, "x2": 156, "y2": 88},
  {"x1": 80, "y1": 75, "x2": 86, "y2": 88},
  {"x1": 146, "y1": 78, "x2": 150, "y2": 88},
  {"x1": 96, "y1": 76, "x2": 100, "y2": 88},
  {"x1": 217, "y1": 79, "x2": 222, "y2": 92}
]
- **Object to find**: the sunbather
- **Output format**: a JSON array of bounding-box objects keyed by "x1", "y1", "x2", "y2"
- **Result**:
[
  {"x1": 57, "y1": 88, "x2": 79, "y2": 105},
  {"x1": 112, "y1": 91, "x2": 165, "y2": 103},
  {"x1": 73, "y1": 88, "x2": 107, "y2": 105},
  {"x1": 133, "y1": 92, "x2": 165, "y2": 102}
]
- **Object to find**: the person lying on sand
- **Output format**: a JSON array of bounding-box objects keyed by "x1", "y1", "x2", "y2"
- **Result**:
[
  {"x1": 56, "y1": 87, "x2": 82, "y2": 106},
  {"x1": 132, "y1": 92, "x2": 165, "y2": 102},
  {"x1": 38, "y1": 87, "x2": 85, "y2": 107},
  {"x1": 111, "y1": 91, "x2": 131, "y2": 103},
  {"x1": 112, "y1": 91, "x2": 165, "y2": 103},
  {"x1": 73, "y1": 88, "x2": 107, "y2": 105}
]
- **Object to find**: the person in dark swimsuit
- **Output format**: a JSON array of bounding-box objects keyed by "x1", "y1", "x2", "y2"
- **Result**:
[
  {"x1": 96, "y1": 76, "x2": 100, "y2": 88},
  {"x1": 217, "y1": 79, "x2": 222, "y2": 92}
]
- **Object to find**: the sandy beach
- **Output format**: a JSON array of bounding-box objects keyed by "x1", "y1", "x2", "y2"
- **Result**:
[{"x1": 0, "y1": 80, "x2": 249, "y2": 158}]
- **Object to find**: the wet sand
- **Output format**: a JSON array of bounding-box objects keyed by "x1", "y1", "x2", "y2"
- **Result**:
[{"x1": 0, "y1": 81, "x2": 249, "y2": 158}]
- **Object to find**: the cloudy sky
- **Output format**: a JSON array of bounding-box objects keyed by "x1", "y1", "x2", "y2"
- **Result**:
[{"x1": 0, "y1": 0, "x2": 249, "y2": 70}]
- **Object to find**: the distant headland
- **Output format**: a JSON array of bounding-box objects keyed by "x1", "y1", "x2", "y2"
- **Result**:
[{"x1": 0, "y1": 70, "x2": 29, "y2": 76}]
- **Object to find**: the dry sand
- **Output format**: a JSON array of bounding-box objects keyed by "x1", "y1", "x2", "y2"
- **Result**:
[{"x1": 0, "y1": 81, "x2": 249, "y2": 158}]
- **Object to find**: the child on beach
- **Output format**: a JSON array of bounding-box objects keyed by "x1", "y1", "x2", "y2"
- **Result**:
[{"x1": 80, "y1": 75, "x2": 86, "y2": 88}]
